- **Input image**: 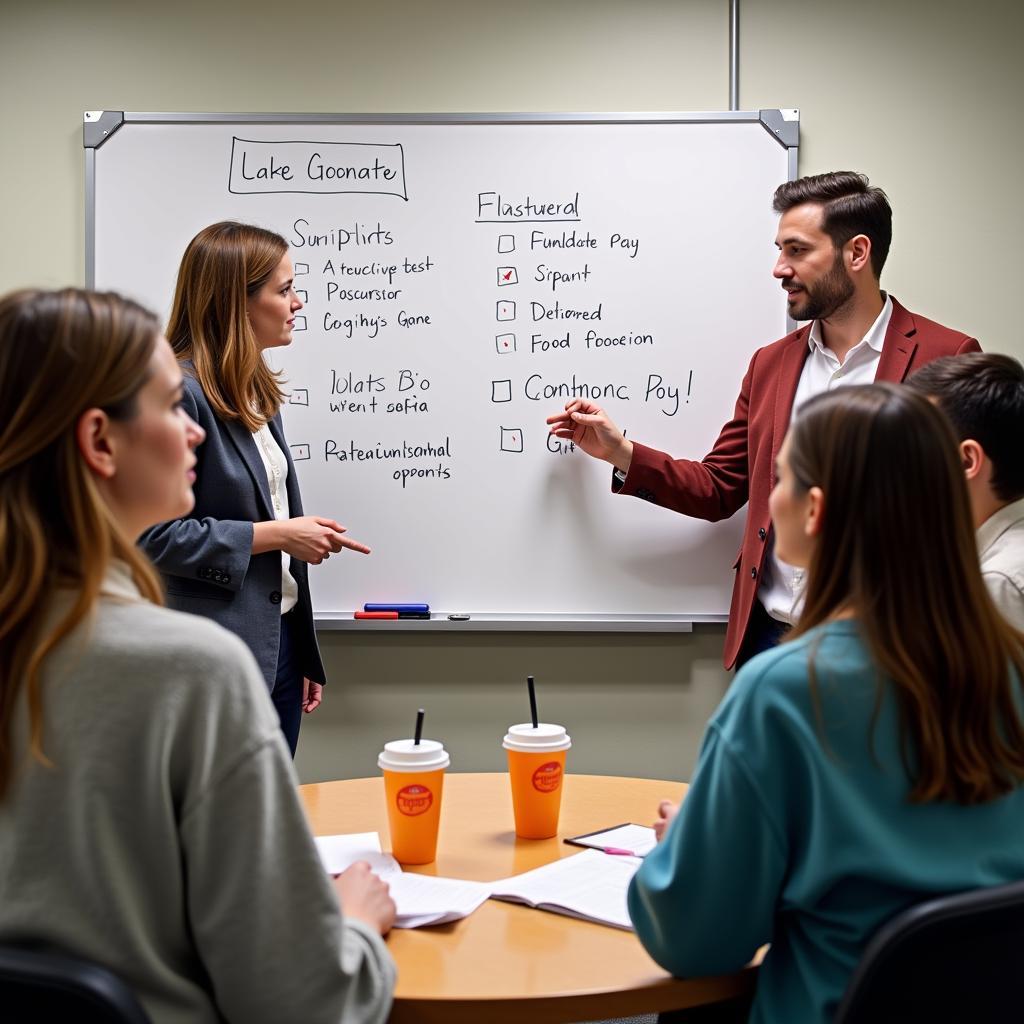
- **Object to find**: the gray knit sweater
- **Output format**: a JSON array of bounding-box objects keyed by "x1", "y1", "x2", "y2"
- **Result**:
[{"x1": 0, "y1": 563, "x2": 394, "y2": 1023}]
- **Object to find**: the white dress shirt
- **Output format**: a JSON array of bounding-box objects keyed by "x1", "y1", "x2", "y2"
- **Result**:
[
  {"x1": 253, "y1": 423, "x2": 299, "y2": 615},
  {"x1": 758, "y1": 295, "x2": 894, "y2": 624},
  {"x1": 977, "y1": 496, "x2": 1024, "y2": 631}
]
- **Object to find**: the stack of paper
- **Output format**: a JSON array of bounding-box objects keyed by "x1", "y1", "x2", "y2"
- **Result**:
[
  {"x1": 386, "y1": 872, "x2": 491, "y2": 928},
  {"x1": 314, "y1": 833, "x2": 490, "y2": 928},
  {"x1": 314, "y1": 832, "x2": 402, "y2": 881}
]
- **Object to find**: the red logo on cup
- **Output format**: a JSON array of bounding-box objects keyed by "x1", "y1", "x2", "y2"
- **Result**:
[
  {"x1": 396, "y1": 784, "x2": 433, "y2": 816},
  {"x1": 532, "y1": 761, "x2": 562, "y2": 793}
]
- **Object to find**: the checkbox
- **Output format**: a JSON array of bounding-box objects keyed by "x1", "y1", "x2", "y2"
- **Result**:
[
  {"x1": 496, "y1": 301, "x2": 516, "y2": 321},
  {"x1": 294, "y1": 263, "x2": 309, "y2": 275},
  {"x1": 491, "y1": 379, "x2": 512, "y2": 403},
  {"x1": 290, "y1": 443, "x2": 311, "y2": 461},
  {"x1": 497, "y1": 267, "x2": 518, "y2": 286},
  {"x1": 495, "y1": 333, "x2": 516, "y2": 354},
  {"x1": 295, "y1": 289, "x2": 308, "y2": 303},
  {"x1": 498, "y1": 234, "x2": 515, "y2": 254},
  {"x1": 288, "y1": 389, "x2": 309, "y2": 406},
  {"x1": 500, "y1": 427, "x2": 524, "y2": 453},
  {"x1": 292, "y1": 315, "x2": 307, "y2": 331}
]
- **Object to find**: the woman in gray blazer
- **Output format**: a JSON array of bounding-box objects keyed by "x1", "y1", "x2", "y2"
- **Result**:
[{"x1": 141, "y1": 222, "x2": 370, "y2": 755}]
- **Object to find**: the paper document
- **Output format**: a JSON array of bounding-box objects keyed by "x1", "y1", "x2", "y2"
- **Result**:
[
  {"x1": 314, "y1": 832, "x2": 401, "y2": 880},
  {"x1": 564, "y1": 823, "x2": 657, "y2": 857},
  {"x1": 314, "y1": 833, "x2": 490, "y2": 928},
  {"x1": 490, "y1": 849, "x2": 642, "y2": 930},
  {"x1": 387, "y1": 873, "x2": 491, "y2": 928}
]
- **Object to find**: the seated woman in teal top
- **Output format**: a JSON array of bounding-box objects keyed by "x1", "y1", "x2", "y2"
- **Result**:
[{"x1": 628, "y1": 383, "x2": 1024, "y2": 1024}]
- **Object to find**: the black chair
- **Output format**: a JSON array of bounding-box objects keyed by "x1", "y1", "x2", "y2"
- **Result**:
[
  {"x1": 833, "y1": 878, "x2": 1024, "y2": 1024},
  {"x1": 0, "y1": 944, "x2": 152, "y2": 1024}
]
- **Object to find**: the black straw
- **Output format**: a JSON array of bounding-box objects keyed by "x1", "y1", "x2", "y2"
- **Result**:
[
  {"x1": 414, "y1": 708, "x2": 425, "y2": 745},
  {"x1": 527, "y1": 676, "x2": 538, "y2": 729}
]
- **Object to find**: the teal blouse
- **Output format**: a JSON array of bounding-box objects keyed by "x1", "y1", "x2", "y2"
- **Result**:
[{"x1": 628, "y1": 621, "x2": 1024, "y2": 1023}]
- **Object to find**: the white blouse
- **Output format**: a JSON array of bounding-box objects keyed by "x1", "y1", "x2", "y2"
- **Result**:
[{"x1": 252, "y1": 423, "x2": 299, "y2": 615}]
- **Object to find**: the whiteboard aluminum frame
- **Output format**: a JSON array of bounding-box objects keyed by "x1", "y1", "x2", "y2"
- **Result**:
[
  {"x1": 84, "y1": 109, "x2": 799, "y2": 631},
  {"x1": 84, "y1": 109, "x2": 799, "y2": 287}
]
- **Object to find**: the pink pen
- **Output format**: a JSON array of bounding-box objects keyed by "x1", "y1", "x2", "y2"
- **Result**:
[{"x1": 602, "y1": 846, "x2": 636, "y2": 856}]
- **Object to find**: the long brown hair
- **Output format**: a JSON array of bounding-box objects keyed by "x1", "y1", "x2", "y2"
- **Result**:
[
  {"x1": 0, "y1": 289, "x2": 164, "y2": 799},
  {"x1": 787, "y1": 383, "x2": 1024, "y2": 804},
  {"x1": 166, "y1": 221, "x2": 288, "y2": 432}
]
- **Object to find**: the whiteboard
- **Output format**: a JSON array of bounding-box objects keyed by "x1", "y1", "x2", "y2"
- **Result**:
[{"x1": 86, "y1": 112, "x2": 797, "y2": 628}]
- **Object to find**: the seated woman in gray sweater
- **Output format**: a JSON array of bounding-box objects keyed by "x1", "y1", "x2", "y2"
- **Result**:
[{"x1": 0, "y1": 288, "x2": 396, "y2": 1024}]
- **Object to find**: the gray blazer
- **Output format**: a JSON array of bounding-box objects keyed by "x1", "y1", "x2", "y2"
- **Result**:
[{"x1": 140, "y1": 371, "x2": 326, "y2": 688}]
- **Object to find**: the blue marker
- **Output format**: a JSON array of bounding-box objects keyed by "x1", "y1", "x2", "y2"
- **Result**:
[{"x1": 364, "y1": 603, "x2": 430, "y2": 614}]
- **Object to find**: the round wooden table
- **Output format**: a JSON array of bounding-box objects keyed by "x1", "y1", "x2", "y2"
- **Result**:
[{"x1": 300, "y1": 773, "x2": 757, "y2": 1023}]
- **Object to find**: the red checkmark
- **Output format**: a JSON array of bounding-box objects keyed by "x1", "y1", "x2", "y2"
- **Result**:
[{"x1": 502, "y1": 270, "x2": 513, "y2": 281}]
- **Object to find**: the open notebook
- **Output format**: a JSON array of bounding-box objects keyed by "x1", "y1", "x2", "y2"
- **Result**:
[{"x1": 490, "y1": 849, "x2": 643, "y2": 930}]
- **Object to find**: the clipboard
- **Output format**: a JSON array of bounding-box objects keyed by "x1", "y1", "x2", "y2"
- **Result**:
[{"x1": 563, "y1": 822, "x2": 656, "y2": 857}]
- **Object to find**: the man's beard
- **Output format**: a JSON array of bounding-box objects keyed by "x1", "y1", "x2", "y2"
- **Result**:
[{"x1": 789, "y1": 253, "x2": 855, "y2": 321}]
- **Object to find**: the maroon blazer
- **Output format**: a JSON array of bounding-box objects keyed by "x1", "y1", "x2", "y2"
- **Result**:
[{"x1": 617, "y1": 297, "x2": 980, "y2": 668}]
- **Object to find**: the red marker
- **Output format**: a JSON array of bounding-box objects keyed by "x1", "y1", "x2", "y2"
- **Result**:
[{"x1": 354, "y1": 611, "x2": 399, "y2": 620}]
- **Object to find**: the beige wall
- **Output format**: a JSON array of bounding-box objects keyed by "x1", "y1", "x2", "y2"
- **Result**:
[{"x1": 2, "y1": 0, "x2": 1021, "y2": 783}]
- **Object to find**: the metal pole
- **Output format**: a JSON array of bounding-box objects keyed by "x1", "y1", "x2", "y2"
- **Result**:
[{"x1": 729, "y1": 0, "x2": 740, "y2": 111}]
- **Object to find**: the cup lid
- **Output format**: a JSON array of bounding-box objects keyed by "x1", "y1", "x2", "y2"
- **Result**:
[
  {"x1": 378, "y1": 738, "x2": 450, "y2": 772},
  {"x1": 502, "y1": 722, "x2": 571, "y2": 752}
]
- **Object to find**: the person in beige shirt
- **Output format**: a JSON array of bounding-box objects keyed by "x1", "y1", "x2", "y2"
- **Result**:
[
  {"x1": 0, "y1": 288, "x2": 396, "y2": 1024},
  {"x1": 909, "y1": 353, "x2": 1024, "y2": 630}
]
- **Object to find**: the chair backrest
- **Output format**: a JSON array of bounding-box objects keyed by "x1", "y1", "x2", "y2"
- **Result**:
[
  {"x1": 833, "y1": 879, "x2": 1024, "y2": 1024},
  {"x1": 0, "y1": 944, "x2": 152, "y2": 1024}
]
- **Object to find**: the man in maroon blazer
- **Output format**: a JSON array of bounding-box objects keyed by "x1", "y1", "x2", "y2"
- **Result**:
[{"x1": 547, "y1": 171, "x2": 980, "y2": 669}]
